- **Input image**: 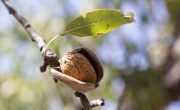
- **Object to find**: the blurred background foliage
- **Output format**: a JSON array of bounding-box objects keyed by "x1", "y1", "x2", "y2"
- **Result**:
[{"x1": 0, "y1": 0, "x2": 180, "y2": 110}]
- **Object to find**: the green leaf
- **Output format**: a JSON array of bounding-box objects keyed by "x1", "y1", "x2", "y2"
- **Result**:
[{"x1": 61, "y1": 9, "x2": 135, "y2": 37}]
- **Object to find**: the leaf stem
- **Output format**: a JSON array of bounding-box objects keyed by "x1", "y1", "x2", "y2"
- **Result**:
[{"x1": 41, "y1": 34, "x2": 61, "y2": 54}]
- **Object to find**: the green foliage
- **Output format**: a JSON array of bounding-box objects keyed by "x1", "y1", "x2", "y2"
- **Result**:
[
  {"x1": 44, "y1": 9, "x2": 134, "y2": 53},
  {"x1": 61, "y1": 9, "x2": 134, "y2": 37}
]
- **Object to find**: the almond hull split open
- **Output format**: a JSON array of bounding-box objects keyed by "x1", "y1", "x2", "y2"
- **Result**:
[{"x1": 50, "y1": 68, "x2": 97, "y2": 93}]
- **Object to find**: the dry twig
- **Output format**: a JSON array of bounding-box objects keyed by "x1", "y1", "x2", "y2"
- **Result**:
[{"x1": 75, "y1": 92, "x2": 104, "y2": 110}]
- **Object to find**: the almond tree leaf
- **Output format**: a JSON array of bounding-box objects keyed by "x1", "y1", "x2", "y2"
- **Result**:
[{"x1": 61, "y1": 9, "x2": 135, "y2": 37}]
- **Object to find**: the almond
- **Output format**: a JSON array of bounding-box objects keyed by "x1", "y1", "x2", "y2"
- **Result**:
[{"x1": 59, "y1": 52, "x2": 97, "y2": 83}]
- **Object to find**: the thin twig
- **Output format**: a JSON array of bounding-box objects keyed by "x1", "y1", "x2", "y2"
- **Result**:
[
  {"x1": 1, "y1": 0, "x2": 104, "y2": 109},
  {"x1": 2, "y1": 0, "x2": 45, "y2": 49},
  {"x1": 1, "y1": 0, "x2": 60, "y2": 70},
  {"x1": 74, "y1": 92, "x2": 104, "y2": 110}
]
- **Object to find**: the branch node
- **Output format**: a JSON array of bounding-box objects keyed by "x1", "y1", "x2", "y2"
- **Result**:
[
  {"x1": 40, "y1": 49, "x2": 60, "y2": 72},
  {"x1": 40, "y1": 62, "x2": 48, "y2": 72}
]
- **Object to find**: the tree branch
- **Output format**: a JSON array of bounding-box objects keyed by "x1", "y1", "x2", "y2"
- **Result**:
[
  {"x1": 74, "y1": 92, "x2": 104, "y2": 110},
  {"x1": 1, "y1": 0, "x2": 60, "y2": 70},
  {"x1": 1, "y1": 0, "x2": 104, "y2": 109},
  {"x1": 2, "y1": 0, "x2": 45, "y2": 49}
]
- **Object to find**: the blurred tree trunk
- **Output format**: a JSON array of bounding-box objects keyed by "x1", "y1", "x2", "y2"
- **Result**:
[
  {"x1": 118, "y1": 1, "x2": 180, "y2": 110},
  {"x1": 161, "y1": 0, "x2": 180, "y2": 100}
]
